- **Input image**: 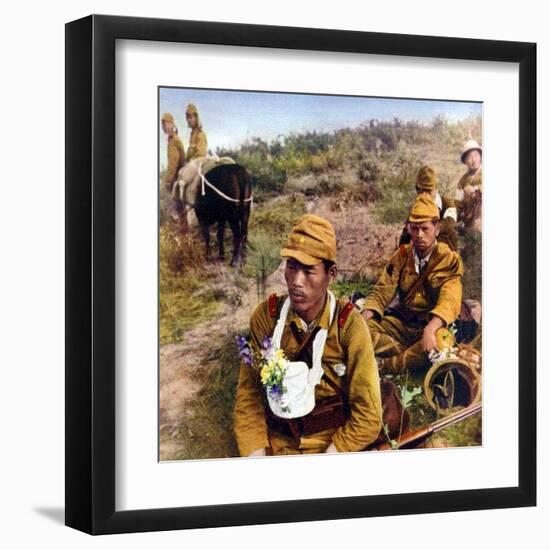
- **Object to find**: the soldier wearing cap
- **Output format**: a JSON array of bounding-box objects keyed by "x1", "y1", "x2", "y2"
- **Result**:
[
  {"x1": 234, "y1": 214, "x2": 382, "y2": 456},
  {"x1": 361, "y1": 195, "x2": 463, "y2": 372},
  {"x1": 399, "y1": 165, "x2": 458, "y2": 251},
  {"x1": 455, "y1": 139, "x2": 482, "y2": 231},
  {"x1": 161, "y1": 112, "x2": 186, "y2": 192},
  {"x1": 185, "y1": 103, "x2": 208, "y2": 161}
]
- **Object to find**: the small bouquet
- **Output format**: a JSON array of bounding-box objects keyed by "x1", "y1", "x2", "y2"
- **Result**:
[
  {"x1": 428, "y1": 324, "x2": 459, "y2": 363},
  {"x1": 236, "y1": 335, "x2": 290, "y2": 412}
]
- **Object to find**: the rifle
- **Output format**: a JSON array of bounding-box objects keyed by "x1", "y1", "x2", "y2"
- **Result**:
[{"x1": 370, "y1": 401, "x2": 482, "y2": 451}]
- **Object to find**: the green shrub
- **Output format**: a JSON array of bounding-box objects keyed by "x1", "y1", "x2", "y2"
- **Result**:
[
  {"x1": 371, "y1": 151, "x2": 420, "y2": 224},
  {"x1": 248, "y1": 195, "x2": 305, "y2": 239},
  {"x1": 245, "y1": 232, "x2": 283, "y2": 299},
  {"x1": 331, "y1": 275, "x2": 374, "y2": 300}
]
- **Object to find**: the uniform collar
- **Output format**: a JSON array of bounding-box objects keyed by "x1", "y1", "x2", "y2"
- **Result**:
[
  {"x1": 287, "y1": 293, "x2": 331, "y2": 332},
  {"x1": 413, "y1": 242, "x2": 437, "y2": 274},
  {"x1": 468, "y1": 165, "x2": 482, "y2": 178}
]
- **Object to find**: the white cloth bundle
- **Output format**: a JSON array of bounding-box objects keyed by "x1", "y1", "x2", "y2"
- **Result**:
[{"x1": 267, "y1": 291, "x2": 336, "y2": 419}]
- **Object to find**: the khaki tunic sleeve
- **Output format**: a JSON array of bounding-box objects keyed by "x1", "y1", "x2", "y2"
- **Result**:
[
  {"x1": 430, "y1": 253, "x2": 464, "y2": 325},
  {"x1": 195, "y1": 130, "x2": 208, "y2": 157},
  {"x1": 331, "y1": 310, "x2": 383, "y2": 452},
  {"x1": 188, "y1": 129, "x2": 208, "y2": 160},
  {"x1": 473, "y1": 170, "x2": 483, "y2": 193},
  {"x1": 363, "y1": 248, "x2": 404, "y2": 318},
  {"x1": 164, "y1": 137, "x2": 185, "y2": 187},
  {"x1": 233, "y1": 303, "x2": 272, "y2": 456}
]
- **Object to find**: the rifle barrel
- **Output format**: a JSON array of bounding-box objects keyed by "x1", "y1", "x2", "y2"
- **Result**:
[{"x1": 372, "y1": 401, "x2": 482, "y2": 451}]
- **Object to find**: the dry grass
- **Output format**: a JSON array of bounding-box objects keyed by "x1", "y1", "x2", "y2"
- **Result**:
[
  {"x1": 159, "y1": 224, "x2": 221, "y2": 344},
  {"x1": 167, "y1": 332, "x2": 242, "y2": 460}
]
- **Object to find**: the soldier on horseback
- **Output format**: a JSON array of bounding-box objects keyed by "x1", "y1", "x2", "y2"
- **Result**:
[
  {"x1": 185, "y1": 103, "x2": 208, "y2": 160},
  {"x1": 161, "y1": 112, "x2": 187, "y2": 228}
]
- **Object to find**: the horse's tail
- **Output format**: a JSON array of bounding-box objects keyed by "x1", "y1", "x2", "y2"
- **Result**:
[
  {"x1": 236, "y1": 166, "x2": 251, "y2": 250},
  {"x1": 238, "y1": 166, "x2": 252, "y2": 208}
]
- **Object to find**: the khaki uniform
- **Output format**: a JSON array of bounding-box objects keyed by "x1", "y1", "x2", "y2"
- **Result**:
[
  {"x1": 234, "y1": 294, "x2": 383, "y2": 456},
  {"x1": 187, "y1": 128, "x2": 208, "y2": 161},
  {"x1": 456, "y1": 168, "x2": 482, "y2": 227},
  {"x1": 457, "y1": 168, "x2": 483, "y2": 194},
  {"x1": 163, "y1": 134, "x2": 186, "y2": 190},
  {"x1": 364, "y1": 242, "x2": 463, "y2": 372}
]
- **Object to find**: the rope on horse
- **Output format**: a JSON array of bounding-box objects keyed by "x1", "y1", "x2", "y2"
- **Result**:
[{"x1": 198, "y1": 160, "x2": 253, "y2": 204}]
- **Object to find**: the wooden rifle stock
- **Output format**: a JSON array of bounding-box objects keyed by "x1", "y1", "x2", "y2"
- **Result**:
[{"x1": 370, "y1": 401, "x2": 482, "y2": 451}]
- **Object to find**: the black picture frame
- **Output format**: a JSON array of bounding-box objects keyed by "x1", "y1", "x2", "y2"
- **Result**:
[{"x1": 65, "y1": 14, "x2": 537, "y2": 535}]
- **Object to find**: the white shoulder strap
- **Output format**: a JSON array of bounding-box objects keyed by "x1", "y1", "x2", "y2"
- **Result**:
[
  {"x1": 271, "y1": 297, "x2": 291, "y2": 350},
  {"x1": 308, "y1": 291, "x2": 336, "y2": 386}
]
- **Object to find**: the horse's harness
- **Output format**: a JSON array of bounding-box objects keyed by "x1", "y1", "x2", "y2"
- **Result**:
[{"x1": 196, "y1": 158, "x2": 253, "y2": 205}]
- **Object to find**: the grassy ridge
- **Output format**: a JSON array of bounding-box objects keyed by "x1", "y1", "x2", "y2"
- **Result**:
[{"x1": 217, "y1": 116, "x2": 482, "y2": 221}]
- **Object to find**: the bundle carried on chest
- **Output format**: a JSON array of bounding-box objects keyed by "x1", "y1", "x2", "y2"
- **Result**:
[{"x1": 264, "y1": 293, "x2": 408, "y2": 444}]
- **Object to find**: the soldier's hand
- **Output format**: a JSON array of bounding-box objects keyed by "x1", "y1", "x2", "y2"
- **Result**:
[
  {"x1": 422, "y1": 326, "x2": 439, "y2": 353},
  {"x1": 361, "y1": 309, "x2": 375, "y2": 321},
  {"x1": 325, "y1": 443, "x2": 338, "y2": 453},
  {"x1": 248, "y1": 448, "x2": 266, "y2": 457}
]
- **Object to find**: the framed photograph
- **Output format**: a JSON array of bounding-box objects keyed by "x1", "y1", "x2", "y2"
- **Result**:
[{"x1": 66, "y1": 15, "x2": 536, "y2": 534}]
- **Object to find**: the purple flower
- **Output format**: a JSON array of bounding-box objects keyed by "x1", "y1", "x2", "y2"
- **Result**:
[
  {"x1": 262, "y1": 336, "x2": 272, "y2": 350},
  {"x1": 236, "y1": 336, "x2": 249, "y2": 354},
  {"x1": 235, "y1": 335, "x2": 247, "y2": 349},
  {"x1": 235, "y1": 335, "x2": 254, "y2": 366},
  {"x1": 269, "y1": 384, "x2": 282, "y2": 397}
]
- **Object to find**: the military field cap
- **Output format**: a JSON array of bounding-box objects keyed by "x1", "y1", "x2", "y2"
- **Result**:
[
  {"x1": 281, "y1": 214, "x2": 337, "y2": 265},
  {"x1": 416, "y1": 165, "x2": 438, "y2": 192},
  {"x1": 408, "y1": 194, "x2": 440, "y2": 223},
  {"x1": 460, "y1": 139, "x2": 482, "y2": 163},
  {"x1": 161, "y1": 112, "x2": 174, "y2": 123}
]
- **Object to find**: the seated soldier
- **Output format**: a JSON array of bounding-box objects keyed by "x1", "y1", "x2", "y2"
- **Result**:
[
  {"x1": 361, "y1": 194, "x2": 463, "y2": 373},
  {"x1": 185, "y1": 103, "x2": 208, "y2": 161},
  {"x1": 234, "y1": 214, "x2": 383, "y2": 456},
  {"x1": 399, "y1": 165, "x2": 458, "y2": 251}
]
